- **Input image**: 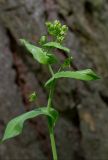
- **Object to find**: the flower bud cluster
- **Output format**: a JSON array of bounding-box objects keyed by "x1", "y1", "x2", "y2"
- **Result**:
[{"x1": 46, "y1": 20, "x2": 68, "y2": 43}]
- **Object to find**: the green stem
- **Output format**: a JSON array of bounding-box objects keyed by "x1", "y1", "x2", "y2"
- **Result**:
[
  {"x1": 47, "y1": 81, "x2": 55, "y2": 112},
  {"x1": 48, "y1": 119, "x2": 58, "y2": 160},
  {"x1": 47, "y1": 64, "x2": 58, "y2": 160},
  {"x1": 48, "y1": 64, "x2": 54, "y2": 76},
  {"x1": 47, "y1": 64, "x2": 55, "y2": 112}
]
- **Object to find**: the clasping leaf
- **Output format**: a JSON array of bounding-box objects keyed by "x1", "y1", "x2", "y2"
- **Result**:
[
  {"x1": 45, "y1": 69, "x2": 100, "y2": 87},
  {"x1": 43, "y1": 42, "x2": 70, "y2": 53},
  {"x1": 20, "y1": 39, "x2": 57, "y2": 64},
  {"x1": 1, "y1": 107, "x2": 59, "y2": 142}
]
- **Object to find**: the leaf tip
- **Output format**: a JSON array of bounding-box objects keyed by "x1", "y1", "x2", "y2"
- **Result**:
[
  {"x1": 87, "y1": 69, "x2": 101, "y2": 80},
  {"x1": 19, "y1": 39, "x2": 27, "y2": 46}
]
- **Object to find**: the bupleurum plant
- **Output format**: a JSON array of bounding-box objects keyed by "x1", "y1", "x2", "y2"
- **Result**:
[{"x1": 1, "y1": 20, "x2": 100, "y2": 160}]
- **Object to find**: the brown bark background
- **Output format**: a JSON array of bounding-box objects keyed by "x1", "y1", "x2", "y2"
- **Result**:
[{"x1": 0, "y1": 0, "x2": 107, "y2": 160}]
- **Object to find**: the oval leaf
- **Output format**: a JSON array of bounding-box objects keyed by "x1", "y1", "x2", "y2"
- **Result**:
[
  {"x1": 1, "y1": 107, "x2": 58, "y2": 142},
  {"x1": 43, "y1": 42, "x2": 70, "y2": 53},
  {"x1": 20, "y1": 39, "x2": 57, "y2": 64},
  {"x1": 45, "y1": 69, "x2": 100, "y2": 87}
]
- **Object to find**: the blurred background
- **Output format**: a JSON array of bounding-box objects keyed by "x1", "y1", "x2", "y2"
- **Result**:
[{"x1": 0, "y1": 0, "x2": 108, "y2": 160}]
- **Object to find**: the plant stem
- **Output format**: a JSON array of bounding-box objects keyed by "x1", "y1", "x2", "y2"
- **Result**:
[
  {"x1": 47, "y1": 85, "x2": 58, "y2": 160},
  {"x1": 47, "y1": 64, "x2": 55, "y2": 112},
  {"x1": 48, "y1": 64, "x2": 54, "y2": 76},
  {"x1": 47, "y1": 81, "x2": 55, "y2": 112},
  {"x1": 47, "y1": 64, "x2": 58, "y2": 160},
  {"x1": 48, "y1": 119, "x2": 58, "y2": 160}
]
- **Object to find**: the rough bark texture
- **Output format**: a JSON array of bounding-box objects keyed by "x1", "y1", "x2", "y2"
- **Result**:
[{"x1": 0, "y1": 0, "x2": 107, "y2": 160}]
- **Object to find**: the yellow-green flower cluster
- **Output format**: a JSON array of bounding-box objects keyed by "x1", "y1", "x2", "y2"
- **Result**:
[{"x1": 46, "y1": 20, "x2": 68, "y2": 43}]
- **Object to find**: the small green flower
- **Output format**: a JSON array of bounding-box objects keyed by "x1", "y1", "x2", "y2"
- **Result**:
[
  {"x1": 62, "y1": 25, "x2": 68, "y2": 32},
  {"x1": 39, "y1": 36, "x2": 47, "y2": 45},
  {"x1": 29, "y1": 92, "x2": 37, "y2": 102}
]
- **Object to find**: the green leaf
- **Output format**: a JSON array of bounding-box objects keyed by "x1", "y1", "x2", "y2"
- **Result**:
[
  {"x1": 1, "y1": 107, "x2": 58, "y2": 142},
  {"x1": 20, "y1": 39, "x2": 57, "y2": 64},
  {"x1": 45, "y1": 69, "x2": 100, "y2": 87},
  {"x1": 43, "y1": 42, "x2": 70, "y2": 53}
]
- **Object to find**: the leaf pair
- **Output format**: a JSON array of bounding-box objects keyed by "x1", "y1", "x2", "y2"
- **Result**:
[
  {"x1": 20, "y1": 39, "x2": 57, "y2": 64},
  {"x1": 1, "y1": 107, "x2": 58, "y2": 142},
  {"x1": 20, "y1": 39, "x2": 69, "y2": 65},
  {"x1": 45, "y1": 69, "x2": 100, "y2": 87}
]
